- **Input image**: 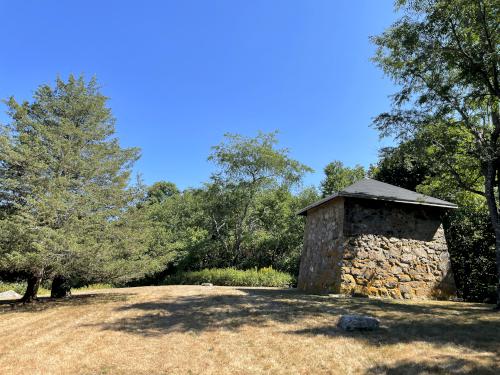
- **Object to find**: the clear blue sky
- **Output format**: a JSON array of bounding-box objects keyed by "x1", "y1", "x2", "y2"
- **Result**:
[{"x1": 0, "y1": 0, "x2": 398, "y2": 190}]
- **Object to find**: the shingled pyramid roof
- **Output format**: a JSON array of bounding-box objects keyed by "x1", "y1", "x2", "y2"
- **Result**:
[{"x1": 297, "y1": 178, "x2": 457, "y2": 216}]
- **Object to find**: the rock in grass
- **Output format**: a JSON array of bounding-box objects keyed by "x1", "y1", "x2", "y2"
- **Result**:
[
  {"x1": 337, "y1": 315, "x2": 380, "y2": 331},
  {"x1": 0, "y1": 290, "x2": 22, "y2": 300},
  {"x1": 201, "y1": 283, "x2": 213, "y2": 287}
]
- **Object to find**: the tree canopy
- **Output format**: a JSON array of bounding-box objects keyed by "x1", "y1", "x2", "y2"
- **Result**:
[
  {"x1": 372, "y1": 0, "x2": 500, "y2": 308},
  {"x1": 0, "y1": 76, "x2": 158, "y2": 300},
  {"x1": 320, "y1": 161, "x2": 365, "y2": 197},
  {"x1": 371, "y1": 132, "x2": 497, "y2": 302},
  {"x1": 138, "y1": 132, "x2": 317, "y2": 279}
]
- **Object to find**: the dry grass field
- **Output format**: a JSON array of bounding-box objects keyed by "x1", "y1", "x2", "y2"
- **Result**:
[{"x1": 0, "y1": 285, "x2": 499, "y2": 375}]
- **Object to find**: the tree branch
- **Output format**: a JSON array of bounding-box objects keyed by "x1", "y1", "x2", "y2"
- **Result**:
[
  {"x1": 448, "y1": 17, "x2": 497, "y2": 97},
  {"x1": 477, "y1": 0, "x2": 500, "y2": 97},
  {"x1": 430, "y1": 138, "x2": 485, "y2": 197}
]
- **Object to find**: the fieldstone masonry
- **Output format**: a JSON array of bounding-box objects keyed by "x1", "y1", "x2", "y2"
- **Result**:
[
  {"x1": 298, "y1": 198, "x2": 345, "y2": 293},
  {"x1": 298, "y1": 197, "x2": 456, "y2": 299}
]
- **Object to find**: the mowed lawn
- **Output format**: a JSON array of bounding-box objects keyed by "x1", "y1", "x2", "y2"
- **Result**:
[{"x1": 0, "y1": 286, "x2": 499, "y2": 375}]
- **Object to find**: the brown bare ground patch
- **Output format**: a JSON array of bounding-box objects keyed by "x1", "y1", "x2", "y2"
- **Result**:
[{"x1": 0, "y1": 285, "x2": 499, "y2": 374}]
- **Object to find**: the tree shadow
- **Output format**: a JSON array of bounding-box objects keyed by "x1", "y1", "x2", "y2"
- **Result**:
[
  {"x1": 90, "y1": 287, "x2": 499, "y2": 356},
  {"x1": 291, "y1": 318, "x2": 500, "y2": 353},
  {"x1": 365, "y1": 355, "x2": 499, "y2": 375},
  {"x1": 0, "y1": 293, "x2": 132, "y2": 313},
  {"x1": 90, "y1": 288, "x2": 356, "y2": 336},
  {"x1": 289, "y1": 295, "x2": 500, "y2": 354},
  {"x1": 92, "y1": 288, "x2": 356, "y2": 336}
]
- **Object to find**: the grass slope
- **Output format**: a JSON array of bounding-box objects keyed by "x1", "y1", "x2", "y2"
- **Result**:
[{"x1": 0, "y1": 285, "x2": 499, "y2": 374}]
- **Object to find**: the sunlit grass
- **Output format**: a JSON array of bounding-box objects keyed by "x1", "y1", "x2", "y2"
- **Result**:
[{"x1": 0, "y1": 285, "x2": 498, "y2": 374}]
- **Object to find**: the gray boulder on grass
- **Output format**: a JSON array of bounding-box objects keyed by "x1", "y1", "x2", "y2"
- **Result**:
[
  {"x1": 0, "y1": 290, "x2": 22, "y2": 300},
  {"x1": 337, "y1": 315, "x2": 380, "y2": 331}
]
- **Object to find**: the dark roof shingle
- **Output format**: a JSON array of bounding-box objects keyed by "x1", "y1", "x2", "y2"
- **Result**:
[{"x1": 298, "y1": 178, "x2": 458, "y2": 215}]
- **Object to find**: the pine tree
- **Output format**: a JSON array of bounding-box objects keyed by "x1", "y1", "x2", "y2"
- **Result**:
[{"x1": 0, "y1": 76, "x2": 154, "y2": 301}]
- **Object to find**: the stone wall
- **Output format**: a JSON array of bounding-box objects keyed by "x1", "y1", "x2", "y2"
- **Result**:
[
  {"x1": 341, "y1": 199, "x2": 456, "y2": 299},
  {"x1": 297, "y1": 198, "x2": 344, "y2": 293},
  {"x1": 343, "y1": 198, "x2": 443, "y2": 241},
  {"x1": 297, "y1": 197, "x2": 457, "y2": 299},
  {"x1": 340, "y1": 229, "x2": 455, "y2": 299}
]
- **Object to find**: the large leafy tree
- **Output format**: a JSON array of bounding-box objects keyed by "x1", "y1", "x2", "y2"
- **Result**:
[
  {"x1": 372, "y1": 133, "x2": 497, "y2": 302},
  {"x1": 372, "y1": 0, "x2": 500, "y2": 308},
  {"x1": 0, "y1": 76, "x2": 154, "y2": 301},
  {"x1": 146, "y1": 187, "x2": 209, "y2": 276},
  {"x1": 207, "y1": 131, "x2": 312, "y2": 266},
  {"x1": 320, "y1": 161, "x2": 365, "y2": 197},
  {"x1": 143, "y1": 133, "x2": 317, "y2": 278},
  {"x1": 245, "y1": 186, "x2": 319, "y2": 275}
]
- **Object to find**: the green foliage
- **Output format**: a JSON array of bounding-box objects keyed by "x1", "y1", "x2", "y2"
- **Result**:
[
  {"x1": 142, "y1": 132, "x2": 318, "y2": 280},
  {"x1": 372, "y1": 0, "x2": 498, "y2": 142},
  {"x1": 209, "y1": 131, "x2": 312, "y2": 189},
  {"x1": 444, "y1": 207, "x2": 497, "y2": 302},
  {"x1": 0, "y1": 77, "x2": 318, "y2": 294},
  {"x1": 164, "y1": 267, "x2": 294, "y2": 287},
  {"x1": 146, "y1": 187, "x2": 209, "y2": 273},
  {"x1": 373, "y1": 0, "x2": 500, "y2": 304},
  {"x1": 372, "y1": 0, "x2": 499, "y2": 200},
  {"x1": 0, "y1": 75, "x2": 160, "y2": 290},
  {"x1": 243, "y1": 188, "x2": 311, "y2": 274},
  {"x1": 368, "y1": 141, "x2": 431, "y2": 191},
  {"x1": 145, "y1": 184, "x2": 318, "y2": 279},
  {"x1": 207, "y1": 131, "x2": 312, "y2": 265},
  {"x1": 372, "y1": 135, "x2": 497, "y2": 302},
  {"x1": 146, "y1": 181, "x2": 180, "y2": 204},
  {"x1": 320, "y1": 161, "x2": 365, "y2": 197},
  {"x1": 0, "y1": 282, "x2": 29, "y2": 295},
  {"x1": 192, "y1": 131, "x2": 314, "y2": 272}
]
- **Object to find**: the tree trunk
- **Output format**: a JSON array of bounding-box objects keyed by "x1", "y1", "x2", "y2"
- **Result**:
[
  {"x1": 495, "y1": 238, "x2": 500, "y2": 309},
  {"x1": 483, "y1": 162, "x2": 500, "y2": 309},
  {"x1": 493, "y1": 111, "x2": 500, "y2": 310},
  {"x1": 21, "y1": 270, "x2": 43, "y2": 303},
  {"x1": 50, "y1": 275, "x2": 72, "y2": 298}
]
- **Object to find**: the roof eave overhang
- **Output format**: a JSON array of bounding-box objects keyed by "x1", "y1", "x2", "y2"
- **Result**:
[{"x1": 297, "y1": 193, "x2": 458, "y2": 216}]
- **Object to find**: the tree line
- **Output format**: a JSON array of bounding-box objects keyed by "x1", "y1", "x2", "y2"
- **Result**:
[
  {"x1": 0, "y1": 78, "x2": 320, "y2": 301},
  {"x1": 0, "y1": 76, "x2": 495, "y2": 304},
  {"x1": 0, "y1": 0, "x2": 498, "y2": 307}
]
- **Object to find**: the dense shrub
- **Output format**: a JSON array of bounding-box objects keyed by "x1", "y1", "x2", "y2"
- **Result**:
[
  {"x1": 164, "y1": 267, "x2": 294, "y2": 287},
  {"x1": 444, "y1": 207, "x2": 498, "y2": 303}
]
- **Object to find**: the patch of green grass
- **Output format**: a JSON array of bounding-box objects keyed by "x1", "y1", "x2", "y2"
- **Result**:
[
  {"x1": 73, "y1": 283, "x2": 113, "y2": 292},
  {"x1": 164, "y1": 267, "x2": 294, "y2": 287},
  {"x1": 0, "y1": 282, "x2": 113, "y2": 297},
  {"x1": 0, "y1": 282, "x2": 27, "y2": 295}
]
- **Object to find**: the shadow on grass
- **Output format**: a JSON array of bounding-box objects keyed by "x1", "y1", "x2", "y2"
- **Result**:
[
  {"x1": 91, "y1": 287, "x2": 500, "y2": 356},
  {"x1": 365, "y1": 355, "x2": 499, "y2": 375},
  {"x1": 289, "y1": 294, "x2": 500, "y2": 356},
  {"x1": 93, "y1": 288, "x2": 354, "y2": 336},
  {"x1": 0, "y1": 293, "x2": 132, "y2": 313}
]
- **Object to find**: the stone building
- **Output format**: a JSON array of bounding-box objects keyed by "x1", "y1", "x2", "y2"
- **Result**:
[{"x1": 297, "y1": 179, "x2": 457, "y2": 299}]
